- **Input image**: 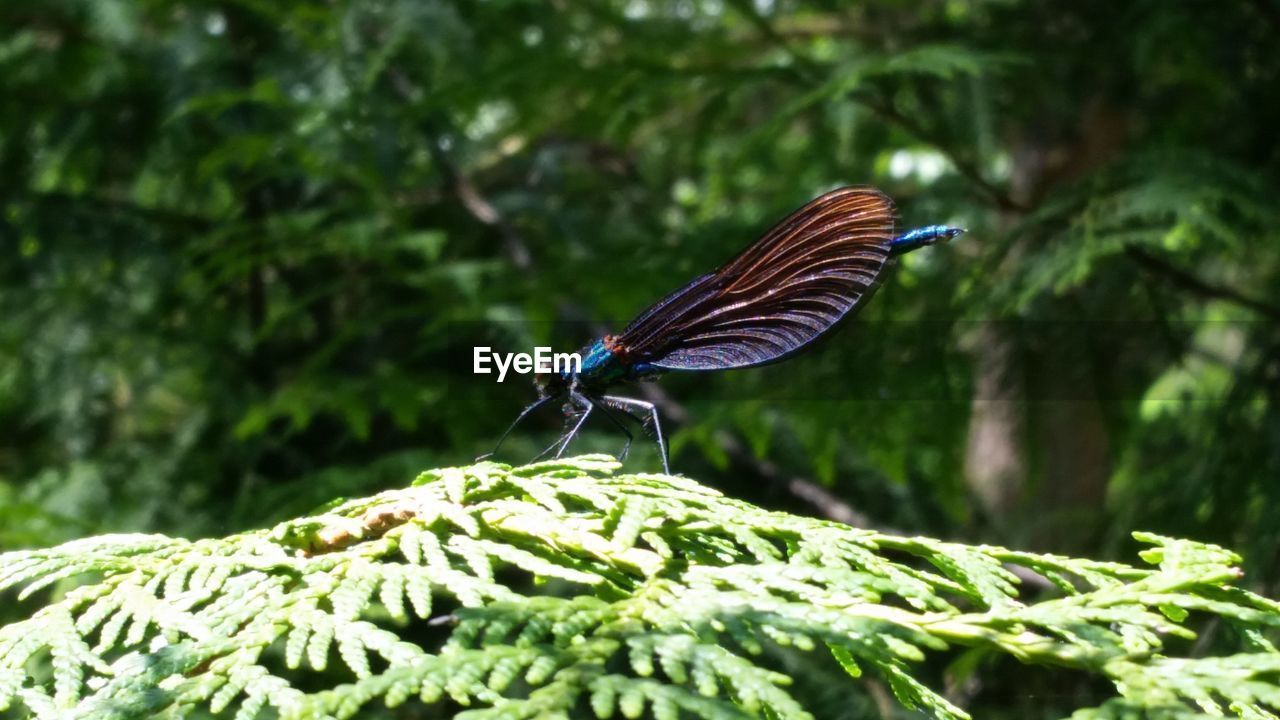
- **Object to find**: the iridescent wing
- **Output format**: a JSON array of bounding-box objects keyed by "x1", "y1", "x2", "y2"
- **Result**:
[{"x1": 610, "y1": 186, "x2": 897, "y2": 370}]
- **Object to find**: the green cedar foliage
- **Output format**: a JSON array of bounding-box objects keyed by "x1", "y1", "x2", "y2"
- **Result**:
[
  {"x1": 2, "y1": 456, "x2": 1278, "y2": 719},
  {"x1": 4, "y1": 0, "x2": 1280, "y2": 592}
]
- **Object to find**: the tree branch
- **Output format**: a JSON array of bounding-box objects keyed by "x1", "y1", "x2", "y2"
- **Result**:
[
  {"x1": 1246, "y1": 0, "x2": 1280, "y2": 32},
  {"x1": 421, "y1": 121, "x2": 534, "y2": 272},
  {"x1": 860, "y1": 97, "x2": 1025, "y2": 213},
  {"x1": 388, "y1": 70, "x2": 534, "y2": 272},
  {"x1": 22, "y1": 190, "x2": 215, "y2": 231},
  {"x1": 724, "y1": 0, "x2": 1023, "y2": 213},
  {"x1": 1126, "y1": 245, "x2": 1280, "y2": 322}
]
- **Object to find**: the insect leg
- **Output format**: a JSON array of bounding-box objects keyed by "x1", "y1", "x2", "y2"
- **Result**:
[
  {"x1": 532, "y1": 397, "x2": 586, "y2": 461},
  {"x1": 601, "y1": 395, "x2": 669, "y2": 474},
  {"x1": 584, "y1": 395, "x2": 635, "y2": 460},
  {"x1": 553, "y1": 391, "x2": 594, "y2": 459},
  {"x1": 479, "y1": 395, "x2": 555, "y2": 461}
]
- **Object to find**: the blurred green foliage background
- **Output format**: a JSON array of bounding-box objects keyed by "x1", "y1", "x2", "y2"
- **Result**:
[{"x1": 2, "y1": 0, "x2": 1278, "y2": 633}]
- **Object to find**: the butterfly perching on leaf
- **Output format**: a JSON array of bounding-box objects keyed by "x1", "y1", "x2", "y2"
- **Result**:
[{"x1": 483, "y1": 186, "x2": 964, "y2": 472}]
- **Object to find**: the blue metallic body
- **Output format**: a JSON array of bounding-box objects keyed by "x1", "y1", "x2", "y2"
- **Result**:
[
  {"x1": 890, "y1": 225, "x2": 964, "y2": 256},
  {"x1": 569, "y1": 339, "x2": 662, "y2": 388}
]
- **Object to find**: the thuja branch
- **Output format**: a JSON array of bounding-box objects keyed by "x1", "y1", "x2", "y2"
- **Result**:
[{"x1": 1, "y1": 455, "x2": 1278, "y2": 719}]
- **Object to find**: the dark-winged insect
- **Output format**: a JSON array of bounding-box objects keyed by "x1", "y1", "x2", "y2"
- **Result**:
[{"x1": 484, "y1": 186, "x2": 964, "y2": 472}]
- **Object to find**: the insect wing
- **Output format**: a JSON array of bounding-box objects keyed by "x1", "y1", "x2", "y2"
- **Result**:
[{"x1": 614, "y1": 186, "x2": 897, "y2": 370}]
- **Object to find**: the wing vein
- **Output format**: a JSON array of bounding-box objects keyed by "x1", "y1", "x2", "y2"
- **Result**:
[{"x1": 613, "y1": 186, "x2": 897, "y2": 371}]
